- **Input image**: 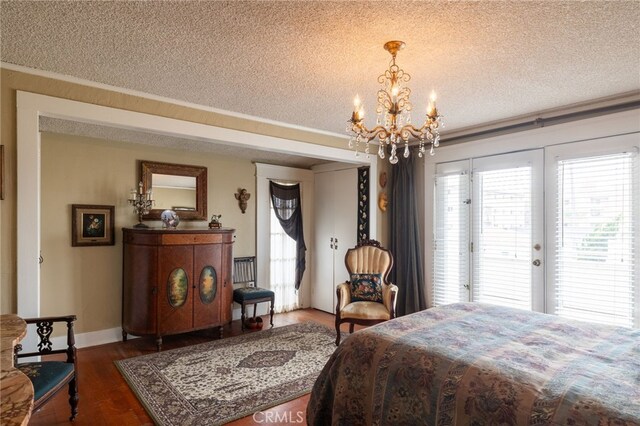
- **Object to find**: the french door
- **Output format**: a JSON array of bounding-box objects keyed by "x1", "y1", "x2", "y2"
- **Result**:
[
  {"x1": 433, "y1": 149, "x2": 544, "y2": 311},
  {"x1": 472, "y1": 150, "x2": 544, "y2": 311}
]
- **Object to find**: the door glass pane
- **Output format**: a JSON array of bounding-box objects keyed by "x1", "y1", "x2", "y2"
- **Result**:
[
  {"x1": 473, "y1": 166, "x2": 533, "y2": 310},
  {"x1": 433, "y1": 171, "x2": 470, "y2": 305}
]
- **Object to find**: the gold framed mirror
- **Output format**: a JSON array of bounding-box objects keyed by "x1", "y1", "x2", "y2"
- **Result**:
[{"x1": 140, "y1": 161, "x2": 207, "y2": 221}]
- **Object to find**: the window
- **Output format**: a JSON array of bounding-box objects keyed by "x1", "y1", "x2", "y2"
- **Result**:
[
  {"x1": 554, "y1": 152, "x2": 637, "y2": 327},
  {"x1": 270, "y1": 197, "x2": 300, "y2": 313}
]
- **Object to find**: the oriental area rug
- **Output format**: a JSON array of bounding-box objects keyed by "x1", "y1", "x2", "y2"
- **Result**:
[{"x1": 115, "y1": 322, "x2": 336, "y2": 426}]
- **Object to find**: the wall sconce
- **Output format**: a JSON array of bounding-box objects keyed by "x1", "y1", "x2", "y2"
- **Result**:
[{"x1": 235, "y1": 188, "x2": 250, "y2": 214}]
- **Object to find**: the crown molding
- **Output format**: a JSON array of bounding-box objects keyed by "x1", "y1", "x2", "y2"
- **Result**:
[{"x1": 1, "y1": 61, "x2": 349, "y2": 140}]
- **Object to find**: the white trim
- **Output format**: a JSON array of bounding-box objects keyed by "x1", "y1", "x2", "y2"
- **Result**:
[
  {"x1": 16, "y1": 91, "x2": 364, "y2": 345},
  {"x1": 3, "y1": 62, "x2": 349, "y2": 140}
]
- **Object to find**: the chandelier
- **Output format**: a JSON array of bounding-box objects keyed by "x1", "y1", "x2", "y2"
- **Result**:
[{"x1": 347, "y1": 40, "x2": 443, "y2": 163}]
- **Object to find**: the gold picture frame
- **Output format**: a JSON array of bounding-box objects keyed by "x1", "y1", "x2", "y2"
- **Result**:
[{"x1": 71, "y1": 204, "x2": 115, "y2": 247}]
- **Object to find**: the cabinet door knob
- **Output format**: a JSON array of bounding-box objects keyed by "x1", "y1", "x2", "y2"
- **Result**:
[{"x1": 151, "y1": 287, "x2": 157, "y2": 295}]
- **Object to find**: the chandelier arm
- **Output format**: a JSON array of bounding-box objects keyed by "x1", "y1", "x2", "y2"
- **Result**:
[
  {"x1": 398, "y1": 124, "x2": 426, "y2": 139},
  {"x1": 353, "y1": 124, "x2": 390, "y2": 141}
]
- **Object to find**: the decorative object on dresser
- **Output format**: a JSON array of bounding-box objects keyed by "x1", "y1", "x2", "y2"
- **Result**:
[
  {"x1": 232, "y1": 256, "x2": 275, "y2": 331},
  {"x1": 71, "y1": 204, "x2": 115, "y2": 246},
  {"x1": 140, "y1": 160, "x2": 207, "y2": 221},
  {"x1": 128, "y1": 181, "x2": 154, "y2": 228},
  {"x1": 335, "y1": 239, "x2": 397, "y2": 345},
  {"x1": 122, "y1": 227, "x2": 234, "y2": 350},
  {"x1": 115, "y1": 322, "x2": 336, "y2": 426},
  {"x1": 209, "y1": 214, "x2": 222, "y2": 228},
  {"x1": 234, "y1": 188, "x2": 251, "y2": 214},
  {"x1": 14, "y1": 315, "x2": 78, "y2": 421},
  {"x1": 160, "y1": 209, "x2": 179, "y2": 229}
]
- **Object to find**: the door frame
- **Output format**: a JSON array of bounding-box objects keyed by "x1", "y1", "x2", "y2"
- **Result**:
[{"x1": 16, "y1": 91, "x2": 364, "y2": 322}]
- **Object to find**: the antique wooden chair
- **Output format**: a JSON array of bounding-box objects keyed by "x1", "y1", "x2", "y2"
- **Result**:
[
  {"x1": 14, "y1": 315, "x2": 78, "y2": 420},
  {"x1": 335, "y1": 240, "x2": 398, "y2": 345},
  {"x1": 232, "y1": 256, "x2": 274, "y2": 331}
]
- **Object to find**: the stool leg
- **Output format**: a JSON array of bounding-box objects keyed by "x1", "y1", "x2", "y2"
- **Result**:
[
  {"x1": 253, "y1": 303, "x2": 257, "y2": 319},
  {"x1": 269, "y1": 297, "x2": 274, "y2": 328},
  {"x1": 241, "y1": 303, "x2": 246, "y2": 331}
]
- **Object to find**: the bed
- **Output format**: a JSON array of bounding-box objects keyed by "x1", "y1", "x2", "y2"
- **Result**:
[{"x1": 307, "y1": 303, "x2": 640, "y2": 425}]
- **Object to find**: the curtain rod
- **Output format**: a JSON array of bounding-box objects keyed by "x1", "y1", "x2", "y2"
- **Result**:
[{"x1": 441, "y1": 100, "x2": 640, "y2": 146}]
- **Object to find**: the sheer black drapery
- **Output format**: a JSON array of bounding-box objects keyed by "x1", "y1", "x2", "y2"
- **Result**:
[
  {"x1": 269, "y1": 181, "x2": 307, "y2": 290},
  {"x1": 389, "y1": 153, "x2": 427, "y2": 316}
]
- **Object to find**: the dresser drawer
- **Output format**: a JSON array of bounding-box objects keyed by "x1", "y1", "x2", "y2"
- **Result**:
[{"x1": 161, "y1": 233, "x2": 231, "y2": 245}]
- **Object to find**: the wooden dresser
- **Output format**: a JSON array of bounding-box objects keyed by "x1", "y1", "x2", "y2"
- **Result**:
[{"x1": 122, "y1": 227, "x2": 234, "y2": 350}]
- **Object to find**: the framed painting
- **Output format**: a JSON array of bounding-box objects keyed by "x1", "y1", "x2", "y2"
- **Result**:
[{"x1": 71, "y1": 204, "x2": 115, "y2": 247}]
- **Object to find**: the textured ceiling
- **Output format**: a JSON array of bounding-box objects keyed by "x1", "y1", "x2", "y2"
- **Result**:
[{"x1": 2, "y1": 1, "x2": 640, "y2": 139}]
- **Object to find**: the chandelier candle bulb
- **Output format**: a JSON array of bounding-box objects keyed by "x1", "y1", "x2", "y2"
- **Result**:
[{"x1": 347, "y1": 40, "x2": 443, "y2": 163}]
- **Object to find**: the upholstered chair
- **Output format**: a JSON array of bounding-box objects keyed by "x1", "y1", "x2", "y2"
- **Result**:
[
  {"x1": 335, "y1": 240, "x2": 398, "y2": 345},
  {"x1": 14, "y1": 315, "x2": 78, "y2": 420}
]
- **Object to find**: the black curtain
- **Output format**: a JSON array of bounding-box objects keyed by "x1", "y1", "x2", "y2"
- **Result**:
[
  {"x1": 389, "y1": 153, "x2": 427, "y2": 316},
  {"x1": 269, "y1": 181, "x2": 307, "y2": 290}
]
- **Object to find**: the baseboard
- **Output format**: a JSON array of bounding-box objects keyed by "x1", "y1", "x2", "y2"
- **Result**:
[
  {"x1": 51, "y1": 326, "x2": 137, "y2": 349},
  {"x1": 51, "y1": 307, "x2": 273, "y2": 349}
]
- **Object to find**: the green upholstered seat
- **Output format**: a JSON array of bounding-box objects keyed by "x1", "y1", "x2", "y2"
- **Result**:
[
  {"x1": 17, "y1": 362, "x2": 75, "y2": 401},
  {"x1": 233, "y1": 287, "x2": 275, "y2": 302},
  {"x1": 14, "y1": 315, "x2": 78, "y2": 421}
]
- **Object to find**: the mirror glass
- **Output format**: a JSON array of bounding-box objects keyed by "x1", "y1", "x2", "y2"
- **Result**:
[
  {"x1": 141, "y1": 161, "x2": 207, "y2": 221},
  {"x1": 152, "y1": 173, "x2": 197, "y2": 211}
]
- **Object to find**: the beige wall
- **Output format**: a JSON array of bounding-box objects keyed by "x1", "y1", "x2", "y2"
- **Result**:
[
  {"x1": 40, "y1": 132, "x2": 256, "y2": 333},
  {"x1": 0, "y1": 67, "x2": 345, "y2": 315}
]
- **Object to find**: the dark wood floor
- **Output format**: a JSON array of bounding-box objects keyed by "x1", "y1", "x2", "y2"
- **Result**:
[{"x1": 28, "y1": 308, "x2": 351, "y2": 426}]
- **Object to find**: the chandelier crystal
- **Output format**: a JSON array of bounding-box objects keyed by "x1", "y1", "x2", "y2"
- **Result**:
[{"x1": 347, "y1": 40, "x2": 443, "y2": 163}]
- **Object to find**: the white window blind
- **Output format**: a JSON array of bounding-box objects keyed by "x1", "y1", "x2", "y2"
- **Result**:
[
  {"x1": 433, "y1": 171, "x2": 470, "y2": 306},
  {"x1": 473, "y1": 166, "x2": 533, "y2": 311},
  {"x1": 555, "y1": 152, "x2": 638, "y2": 327}
]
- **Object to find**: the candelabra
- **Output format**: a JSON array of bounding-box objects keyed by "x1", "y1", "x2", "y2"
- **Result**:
[{"x1": 128, "y1": 181, "x2": 154, "y2": 228}]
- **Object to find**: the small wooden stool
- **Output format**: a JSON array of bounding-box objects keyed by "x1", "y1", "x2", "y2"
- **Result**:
[{"x1": 233, "y1": 287, "x2": 275, "y2": 331}]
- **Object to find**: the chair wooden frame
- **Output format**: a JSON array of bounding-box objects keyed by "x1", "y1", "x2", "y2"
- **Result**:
[
  {"x1": 335, "y1": 240, "x2": 397, "y2": 345},
  {"x1": 233, "y1": 256, "x2": 275, "y2": 331},
  {"x1": 14, "y1": 315, "x2": 78, "y2": 421}
]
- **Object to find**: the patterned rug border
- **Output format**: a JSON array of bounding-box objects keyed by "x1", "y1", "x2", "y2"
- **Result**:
[{"x1": 115, "y1": 322, "x2": 336, "y2": 426}]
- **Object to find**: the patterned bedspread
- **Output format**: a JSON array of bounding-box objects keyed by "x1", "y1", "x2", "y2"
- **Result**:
[{"x1": 307, "y1": 303, "x2": 640, "y2": 425}]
